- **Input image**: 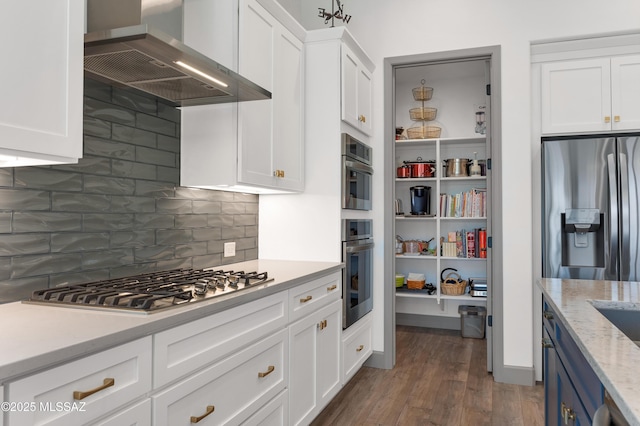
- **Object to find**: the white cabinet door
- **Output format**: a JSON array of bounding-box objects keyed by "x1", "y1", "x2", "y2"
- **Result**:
[
  {"x1": 90, "y1": 399, "x2": 151, "y2": 426},
  {"x1": 0, "y1": 0, "x2": 83, "y2": 167},
  {"x1": 271, "y1": 29, "x2": 304, "y2": 191},
  {"x1": 238, "y1": 0, "x2": 304, "y2": 192},
  {"x1": 541, "y1": 58, "x2": 611, "y2": 134},
  {"x1": 611, "y1": 54, "x2": 640, "y2": 131},
  {"x1": 239, "y1": 0, "x2": 276, "y2": 189},
  {"x1": 289, "y1": 299, "x2": 342, "y2": 426},
  {"x1": 341, "y1": 44, "x2": 373, "y2": 136}
]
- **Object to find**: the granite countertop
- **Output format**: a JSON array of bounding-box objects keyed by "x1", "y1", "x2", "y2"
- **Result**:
[
  {"x1": 538, "y1": 278, "x2": 640, "y2": 424},
  {"x1": 0, "y1": 259, "x2": 343, "y2": 383}
]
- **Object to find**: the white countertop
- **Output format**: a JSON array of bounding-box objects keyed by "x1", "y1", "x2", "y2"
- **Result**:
[
  {"x1": 0, "y1": 259, "x2": 343, "y2": 383},
  {"x1": 538, "y1": 278, "x2": 640, "y2": 424}
]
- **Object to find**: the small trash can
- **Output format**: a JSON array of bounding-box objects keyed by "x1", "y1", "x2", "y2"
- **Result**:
[{"x1": 458, "y1": 305, "x2": 486, "y2": 338}]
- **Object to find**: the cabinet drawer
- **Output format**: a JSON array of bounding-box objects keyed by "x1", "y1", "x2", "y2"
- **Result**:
[
  {"x1": 342, "y1": 312, "x2": 372, "y2": 384},
  {"x1": 152, "y1": 329, "x2": 287, "y2": 426},
  {"x1": 7, "y1": 337, "x2": 152, "y2": 426},
  {"x1": 154, "y1": 291, "x2": 287, "y2": 388},
  {"x1": 241, "y1": 390, "x2": 288, "y2": 426},
  {"x1": 289, "y1": 271, "x2": 341, "y2": 322},
  {"x1": 89, "y1": 399, "x2": 151, "y2": 426}
]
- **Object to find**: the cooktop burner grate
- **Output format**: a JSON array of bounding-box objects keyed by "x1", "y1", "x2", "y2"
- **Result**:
[{"x1": 27, "y1": 268, "x2": 273, "y2": 313}]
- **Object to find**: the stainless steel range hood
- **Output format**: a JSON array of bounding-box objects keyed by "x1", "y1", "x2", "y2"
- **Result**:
[{"x1": 84, "y1": 0, "x2": 271, "y2": 106}]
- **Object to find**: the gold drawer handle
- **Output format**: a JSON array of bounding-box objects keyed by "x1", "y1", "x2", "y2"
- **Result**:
[
  {"x1": 73, "y1": 378, "x2": 115, "y2": 400},
  {"x1": 300, "y1": 295, "x2": 312, "y2": 303},
  {"x1": 605, "y1": 116, "x2": 611, "y2": 123},
  {"x1": 190, "y1": 405, "x2": 215, "y2": 423},
  {"x1": 327, "y1": 284, "x2": 337, "y2": 291},
  {"x1": 318, "y1": 319, "x2": 328, "y2": 330},
  {"x1": 359, "y1": 115, "x2": 366, "y2": 123},
  {"x1": 543, "y1": 311, "x2": 554, "y2": 320},
  {"x1": 258, "y1": 365, "x2": 275, "y2": 378},
  {"x1": 356, "y1": 345, "x2": 364, "y2": 352},
  {"x1": 614, "y1": 115, "x2": 621, "y2": 122}
]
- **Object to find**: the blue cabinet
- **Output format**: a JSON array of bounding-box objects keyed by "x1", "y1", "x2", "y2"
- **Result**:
[{"x1": 543, "y1": 296, "x2": 604, "y2": 425}]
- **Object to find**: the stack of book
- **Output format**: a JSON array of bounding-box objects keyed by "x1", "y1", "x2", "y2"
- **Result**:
[{"x1": 442, "y1": 228, "x2": 487, "y2": 258}]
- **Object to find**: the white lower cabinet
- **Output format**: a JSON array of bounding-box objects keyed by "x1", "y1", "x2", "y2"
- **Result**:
[
  {"x1": 153, "y1": 292, "x2": 287, "y2": 389},
  {"x1": 152, "y1": 329, "x2": 287, "y2": 426},
  {"x1": 289, "y1": 299, "x2": 342, "y2": 426},
  {"x1": 241, "y1": 390, "x2": 288, "y2": 426},
  {"x1": 6, "y1": 337, "x2": 152, "y2": 426},
  {"x1": 341, "y1": 312, "x2": 373, "y2": 384},
  {"x1": 89, "y1": 399, "x2": 151, "y2": 426}
]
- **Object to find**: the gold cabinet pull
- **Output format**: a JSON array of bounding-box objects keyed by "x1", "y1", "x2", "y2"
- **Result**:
[
  {"x1": 273, "y1": 170, "x2": 285, "y2": 178},
  {"x1": 73, "y1": 378, "x2": 115, "y2": 400},
  {"x1": 356, "y1": 345, "x2": 364, "y2": 352},
  {"x1": 327, "y1": 284, "x2": 337, "y2": 291},
  {"x1": 541, "y1": 338, "x2": 554, "y2": 349},
  {"x1": 190, "y1": 405, "x2": 215, "y2": 423},
  {"x1": 258, "y1": 365, "x2": 275, "y2": 378},
  {"x1": 318, "y1": 319, "x2": 328, "y2": 330},
  {"x1": 605, "y1": 116, "x2": 611, "y2": 123},
  {"x1": 543, "y1": 311, "x2": 554, "y2": 320},
  {"x1": 614, "y1": 115, "x2": 621, "y2": 122},
  {"x1": 359, "y1": 115, "x2": 366, "y2": 123},
  {"x1": 300, "y1": 295, "x2": 312, "y2": 303}
]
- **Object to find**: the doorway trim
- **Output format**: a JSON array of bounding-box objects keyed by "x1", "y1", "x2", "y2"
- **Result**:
[{"x1": 374, "y1": 45, "x2": 506, "y2": 381}]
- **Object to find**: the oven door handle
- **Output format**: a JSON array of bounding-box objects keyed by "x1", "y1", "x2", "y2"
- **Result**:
[
  {"x1": 344, "y1": 159, "x2": 374, "y2": 175},
  {"x1": 345, "y1": 241, "x2": 375, "y2": 253}
]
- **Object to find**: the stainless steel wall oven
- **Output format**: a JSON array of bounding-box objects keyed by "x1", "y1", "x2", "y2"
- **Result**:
[
  {"x1": 342, "y1": 133, "x2": 373, "y2": 210},
  {"x1": 342, "y1": 219, "x2": 374, "y2": 329}
]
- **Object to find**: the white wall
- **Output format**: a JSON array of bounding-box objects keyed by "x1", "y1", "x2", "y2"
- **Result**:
[{"x1": 295, "y1": 1, "x2": 640, "y2": 374}]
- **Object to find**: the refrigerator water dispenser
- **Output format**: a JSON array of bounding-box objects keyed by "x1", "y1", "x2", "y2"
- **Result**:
[{"x1": 561, "y1": 209, "x2": 604, "y2": 267}]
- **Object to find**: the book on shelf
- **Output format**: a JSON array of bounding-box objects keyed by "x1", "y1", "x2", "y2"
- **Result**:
[{"x1": 439, "y1": 188, "x2": 487, "y2": 218}]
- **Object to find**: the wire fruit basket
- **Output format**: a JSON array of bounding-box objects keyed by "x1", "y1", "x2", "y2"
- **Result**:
[{"x1": 408, "y1": 79, "x2": 441, "y2": 139}]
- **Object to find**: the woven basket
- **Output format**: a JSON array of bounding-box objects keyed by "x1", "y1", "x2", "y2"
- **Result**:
[
  {"x1": 407, "y1": 279, "x2": 426, "y2": 290},
  {"x1": 407, "y1": 126, "x2": 442, "y2": 139},
  {"x1": 409, "y1": 107, "x2": 437, "y2": 121},
  {"x1": 440, "y1": 271, "x2": 468, "y2": 295},
  {"x1": 412, "y1": 86, "x2": 433, "y2": 101}
]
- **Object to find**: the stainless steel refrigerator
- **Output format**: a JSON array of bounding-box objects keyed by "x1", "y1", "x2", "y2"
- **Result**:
[{"x1": 542, "y1": 134, "x2": 640, "y2": 280}]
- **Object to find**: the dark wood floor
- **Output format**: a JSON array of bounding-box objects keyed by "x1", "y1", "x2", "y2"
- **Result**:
[{"x1": 311, "y1": 325, "x2": 544, "y2": 426}]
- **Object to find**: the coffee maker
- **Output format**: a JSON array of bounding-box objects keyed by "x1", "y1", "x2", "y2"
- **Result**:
[{"x1": 410, "y1": 186, "x2": 431, "y2": 215}]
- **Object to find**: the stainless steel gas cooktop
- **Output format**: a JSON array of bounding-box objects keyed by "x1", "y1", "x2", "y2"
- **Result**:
[{"x1": 25, "y1": 268, "x2": 274, "y2": 313}]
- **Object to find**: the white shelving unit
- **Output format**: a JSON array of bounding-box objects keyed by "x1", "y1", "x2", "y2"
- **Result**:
[{"x1": 393, "y1": 60, "x2": 491, "y2": 324}]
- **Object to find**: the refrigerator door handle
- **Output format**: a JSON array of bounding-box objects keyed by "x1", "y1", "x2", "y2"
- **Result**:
[
  {"x1": 608, "y1": 153, "x2": 619, "y2": 278},
  {"x1": 619, "y1": 152, "x2": 630, "y2": 280}
]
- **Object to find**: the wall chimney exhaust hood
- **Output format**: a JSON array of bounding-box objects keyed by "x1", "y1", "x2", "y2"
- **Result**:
[{"x1": 84, "y1": 0, "x2": 271, "y2": 106}]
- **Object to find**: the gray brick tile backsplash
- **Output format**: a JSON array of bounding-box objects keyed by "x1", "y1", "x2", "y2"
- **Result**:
[
  {"x1": 0, "y1": 189, "x2": 50, "y2": 211},
  {"x1": 0, "y1": 168, "x2": 13, "y2": 187},
  {"x1": 0, "y1": 234, "x2": 50, "y2": 256},
  {"x1": 110, "y1": 230, "x2": 155, "y2": 247},
  {"x1": 0, "y1": 212, "x2": 12, "y2": 233},
  {"x1": 112, "y1": 159, "x2": 157, "y2": 180},
  {"x1": 84, "y1": 175, "x2": 136, "y2": 195},
  {"x1": 84, "y1": 136, "x2": 136, "y2": 160},
  {"x1": 112, "y1": 124, "x2": 157, "y2": 148},
  {"x1": 13, "y1": 212, "x2": 82, "y2": 233},
  {"x1": 0, "y1": 80, "x2": 258, "y2": 303},
  {"x1": 52, "y1": 193, "x2": 111, "y2": 212},
  {"x1": 51, "y1": 232, "x2": 110, "y2": 253},
  {"x1": 136, "y1": 113, "x2": 176, "y2": 137}
]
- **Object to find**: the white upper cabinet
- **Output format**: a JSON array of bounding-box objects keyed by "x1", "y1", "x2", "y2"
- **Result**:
[
  {"x1": 611, "y1": 55, "x2": 640, "y2": 131},
  {"x1": 541, "y1": 55, "x2": 640, "y2": 135},
  {"x1": 0, "y1": 0, "x2": 84, "y2": 167},
  {"x1": 181, "y1": 0, "x2": 304, "y2": 194},
  {"x1": 341, "y1": 43, "x2": 373, "y2": 135}
]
